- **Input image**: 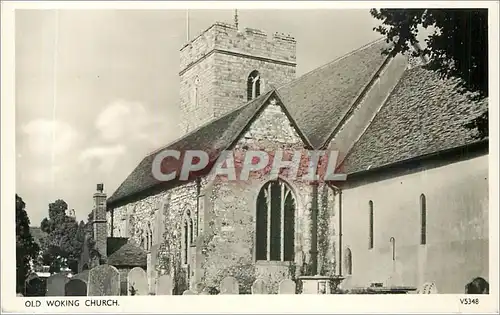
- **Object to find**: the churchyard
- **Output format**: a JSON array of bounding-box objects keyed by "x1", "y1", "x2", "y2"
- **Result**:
[
  {"x1": 23, "y1": 264, "x2": 301, "y2": 296},
  {"x1": 21, "y1": 263, "x2": 436, "y2": 296}
]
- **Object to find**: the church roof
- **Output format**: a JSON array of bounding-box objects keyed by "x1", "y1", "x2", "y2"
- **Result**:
[
  {"x1": 340, "y1": 65, "x2": 488, "y2": 174},
  {"x1": 106, "y1": 240, "x2": 147, "y2": 268},
  {"x1": 278, "y1": 38, "x2": 392, "y2": 148},
  {"x1": 107, "y1": 237, "x2": 129, "y2": 256},
  {"x1": 107, "y1": 91, "x2": 273, "y2": 205},
  {"x1": 107, "y1": 37, "x2": 486, "y2": 206}
]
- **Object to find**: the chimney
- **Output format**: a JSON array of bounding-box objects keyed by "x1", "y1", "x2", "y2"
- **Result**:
[{"x1": 93, "y1": 183, "x2": 107, "y2": 261}]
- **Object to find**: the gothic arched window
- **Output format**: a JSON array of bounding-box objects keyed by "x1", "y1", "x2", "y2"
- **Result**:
[
  {"x1": 247, "y1": 70, "x2": 261, "y2": 101},
  {"x1": 420, "y1": 194, "x2": 427, "y2": 245},
  {"x1": 183, "y1": 221, "x2": 188, "y2": 264},
  {"x1": 344, "y1": 248, "x2": 352, "y2": 275},
  {"x1": 256, "y1": 179, "x2": 295, "y2": 261},
  {"x1": 148, "y1": 222, "x2": 153, "y2": 250}
]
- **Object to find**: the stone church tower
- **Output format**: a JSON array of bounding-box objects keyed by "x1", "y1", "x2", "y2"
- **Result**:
[{"x1": 179, "y1": 21, "x2": 297, "y2": 135}]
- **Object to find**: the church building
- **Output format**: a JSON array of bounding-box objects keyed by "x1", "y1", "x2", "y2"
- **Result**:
[{"x1": 88, "y1": 20, "x2": 488, "y2": 294}]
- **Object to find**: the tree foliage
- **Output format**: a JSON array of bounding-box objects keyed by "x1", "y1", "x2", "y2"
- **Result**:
[
  {"x1": 370, "y1": 9, "x2": 488, "y2": 138},
  {"x1": 16, "y1": 194, "x2": 40, "y2": 293},
  {"x1": 39, "y1": 199, "x2": 85, "y2": 274}
]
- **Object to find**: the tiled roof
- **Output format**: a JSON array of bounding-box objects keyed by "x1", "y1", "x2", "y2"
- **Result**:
[
  {"x1": 107, "y1": 90, "x2": 273, "y2": 205},
  {"x1": 107, "y1": 237, "x2": 128, "y2": 256},
  {"x1": 278, "y1": 38, "x2": 392, "y2": 148},
  {"x1": 108, "y1": 37, "x2": 486, "y2": 205},
  {"x1": 107, "y1": 242, "x2": 147, "y2": 267},
  {"x1": 340, "y1": 65, "x2": 488, "y2": 174}
]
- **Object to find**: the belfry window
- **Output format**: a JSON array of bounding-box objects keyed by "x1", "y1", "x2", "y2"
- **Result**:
[
  {"x1": 256, "y1": 179, "x2": 295, "y2": 262},
  {"x1": 247, "y1": 70, "x2": 261, "y2": 101}
]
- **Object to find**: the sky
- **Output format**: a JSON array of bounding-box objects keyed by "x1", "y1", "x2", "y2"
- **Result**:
[{"x1": 15, "y1": 9, "x2": 383, "y2": 225}]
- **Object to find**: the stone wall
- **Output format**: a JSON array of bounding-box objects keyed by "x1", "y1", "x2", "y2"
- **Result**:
[
  {"x1": 107, "y1": 98, "x2": 340, "y2": 294},
  {"x1": 179, "y1": 22, "x2": 296, "y2": 135}
]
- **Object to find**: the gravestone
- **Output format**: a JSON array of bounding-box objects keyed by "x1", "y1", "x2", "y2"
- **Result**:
[
  {"x1": 251, "y1": 279, "x2": 268, "y2": 294},
  {"x1": 156, "y1": 274, "x2": 173, "y2": 295},
  {"x1": 182, "y1": 289, "x2": 195, "y2": 295},
  {"x1": 46, "y1": 273, "x2": 69, "y2": 296},
  {"x1": 279, "y1": 279, "x2": 296, "y2": 294},
  {"x1": 220, "y1": 276, "x2": 239, "y2": 295},
  {"x1": 127, "y1": 267, "x2": 148, "y2": 296},
  {"x1": 88, "y1": 264, "x2": 120, "y2": 296},
  {"x1": 192, "y1": 282, "x2": 205, "y2": 294},
  {"x1": 65, "y1": 279, "x2": 87, "y2": 296}
]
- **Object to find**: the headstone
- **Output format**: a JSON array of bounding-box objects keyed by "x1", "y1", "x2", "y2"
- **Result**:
[
  {"x1": 182, "y1": 289, "x2": 195, "y2": 295},
  {"x1": 88, "y1": 264, "x2": 120, "y2": 296},
  {"x1": 192, "y1": 282, "x2": 205, "y2": 294},
  {"x1": 279, "y1": 279, "x2": 296, "y2": 294},
  {"x1": 219, "y1": 276, "x2": 239, "y2": 295},
  {"x1": 156, "y1": 274, "x2": 173, "y2": 295},
  {"x1": 65, "y1": 279, "x2": 87, "y2": 296},
  {"x1": 251, "y1": 279, "x2": 268, "y2": 294},
  {"x1": 46, "y1": 273, "x2": 69, "y2": 296},
  {"x1": 127, "y1": 267, "x2": 148, "y2": 296}
]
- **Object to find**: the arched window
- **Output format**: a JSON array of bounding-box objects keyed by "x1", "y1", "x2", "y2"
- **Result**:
[
  {"x1": 368, "y1": 201, "x2": 374, "y2": 249},
  {"x1": 193, "y1": 76, "x2": 200, "y2": 106},
  {"x1": 420, "y1": 194, "x2": 427, "y2": 245},
  {"x1": 183, "y1": 221, "x2": 188, "y2": 264},
  {"x1": 247, "y1": 70, "x2": 261, "y2": 101},
  {"x1": 344, "y1": 248, "x2": 352, "y2": 275},
  {"x1": 256, "y1": 179, "x2": 295, "y2": 261},
  {"x1": 148, "y1": 222, "x2": 153, "y2": 250},
  {"x1": 189, "y1": 218, "x2": 194, "y2": 245}
]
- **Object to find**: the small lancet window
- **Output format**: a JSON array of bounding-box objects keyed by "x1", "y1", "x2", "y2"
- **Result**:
[
  {"x1": 420, "y1": 194, "x2": 427, "y2": 245},
  {"x1": 247, "y1": 70, "x2": 261, "y2": 101}
]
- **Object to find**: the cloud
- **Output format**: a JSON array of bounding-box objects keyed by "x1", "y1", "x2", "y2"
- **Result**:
[
  {"x1": 79, "y1": 144, "x2": 127, "y2": 173},
  {"x1": 31, "y1": 166, "x2": 62, "y2": 184},
  {"x1": 21, "y1": 119, "x2": 79, "y2": 156},
  {"x1": 95, "y1": 100, "x2": 164, "y2": 145}
]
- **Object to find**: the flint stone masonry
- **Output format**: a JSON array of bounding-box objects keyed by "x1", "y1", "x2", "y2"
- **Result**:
[
  {"x1": 107, "y1": 97, "x2": 338, "y2": 294},
  {"x1": 179, "y1": 22, "x2": 296, "y2": 135}
]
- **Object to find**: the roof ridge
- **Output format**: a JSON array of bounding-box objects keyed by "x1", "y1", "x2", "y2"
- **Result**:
[
  {"x1": 337, "y1": 59, "x2": 412, "y2": 169},
  {"x1": 146, "y1": 90, "x2": 273, "y2": 157},
  {"x1": 277, "y1": 36, "x2": 386, "y2": 92}
]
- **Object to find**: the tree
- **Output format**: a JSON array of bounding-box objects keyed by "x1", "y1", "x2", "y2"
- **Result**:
[
  {"x1": 370, "y1": 9, "x2": 488, "y2": 138},
  {"x1": 16, "y1": 194, "x2": 40, "y2": 293},
  {"x1": 39, "y1": 199, "x2": 84, "y2": 274}
]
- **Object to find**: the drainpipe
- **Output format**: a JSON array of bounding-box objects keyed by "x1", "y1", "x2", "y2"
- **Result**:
[
  {"x1": 310, "y1": 182, "x2": 319, "y2": 276},
  {"x1": 328, "y1": 184, "x2": 343, "y2": 277}
]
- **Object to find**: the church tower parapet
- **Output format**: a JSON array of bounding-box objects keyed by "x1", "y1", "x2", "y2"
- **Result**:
[{"x1": 178, "y1": 21, "x2": 297, "y2": 135}]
